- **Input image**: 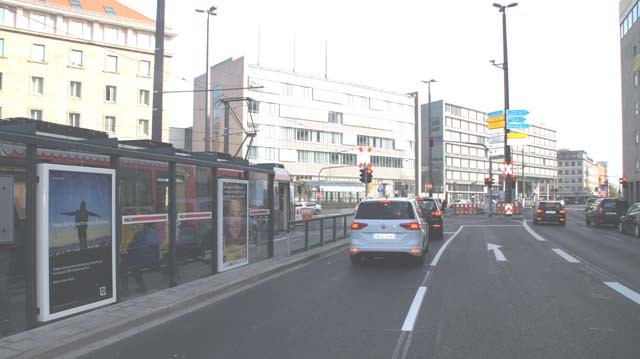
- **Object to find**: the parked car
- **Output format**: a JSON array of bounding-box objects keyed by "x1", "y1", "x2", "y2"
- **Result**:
[
  {"x1": 533, "y1": 200, "x2": 566, "y2": 225},
  {"x1": 585, "y1": 198, "x2": 629, "y2": 227},
  {"x1": 618, "y1": 202, "x2": 640, "y2": 237},
  {"x1": 295, "y1": 202, "x2": 322, "y2": 214},
  {"x1": 414, "y1": 197, "x2": 443, "y2": 239},
  {"x1": 349, "y1": 198, "x2": 429, "y2": 265}
]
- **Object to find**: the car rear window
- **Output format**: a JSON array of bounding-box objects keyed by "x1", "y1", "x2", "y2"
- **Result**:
[
  {"x1": 539, "y1": 202, "x2": 561, "y2": 210},
  {"x1": 601, "y1": 200, "x2": 616, "y2": 210},
  {"x1": 417, "y1": 200, "x2": 437, "y2": 211},
  {"x1": 354, "y1": 201, "x2": 416, "y2": 220}
]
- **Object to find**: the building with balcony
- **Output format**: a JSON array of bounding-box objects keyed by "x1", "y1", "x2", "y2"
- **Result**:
[
  {"x1": 557, "y1": 150, "x2": 608, "y2": 203},
  {"x1": 423, "y1": 100, "x2": 558, "y2": 203},
  {"x1": 0, "y1": 0, "x2": 175, "y2": 140},
  {"x1": 193, "y1": 57, "x2": 417, "y2": 202}
]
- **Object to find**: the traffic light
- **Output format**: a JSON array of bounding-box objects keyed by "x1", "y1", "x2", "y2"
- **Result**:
[
  {"x1": 620, "y1": 177, "x2": 628, "y2": 186},
  {"x1": 359, "y1": 168, "x2": 366, "y2": 183},
  {"x1": 604, "y1": 179, "x2": 609, "y2": 186},
  {"x1": 484, "y1": 177, "x2": 494, "y2": 186},
  {"x1": 366, "y1": 168, "x2": 373, "y2": 183}
]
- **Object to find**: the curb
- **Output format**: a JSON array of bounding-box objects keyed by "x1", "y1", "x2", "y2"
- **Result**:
[{"x1": 4, "y1": 240, "x2": 348, "y2": 359}]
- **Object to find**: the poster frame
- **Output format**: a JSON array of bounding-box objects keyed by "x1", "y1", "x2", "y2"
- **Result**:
[
  {"x1": 217, "y1": 178, "x2": 249, "y2": 272},
  {"x1": 36, "y1": 163, "x2": 116, "y2": 322}
]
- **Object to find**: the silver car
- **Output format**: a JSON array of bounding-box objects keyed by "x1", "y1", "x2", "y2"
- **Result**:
[{"x1": 349, "y1": 198, "x2": 429, "y2": 265}]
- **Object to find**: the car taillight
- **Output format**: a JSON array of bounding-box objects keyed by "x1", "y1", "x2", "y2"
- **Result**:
[
  {"x1": 431, "y1": 210, "x2": 441, "y2": 217},
  {"x1": 559, "y1": 209, "x2": 565, "y2": 214},
  {"x1": 400, "y1": 222, "x2": 421, "y2": 230},
  {"x1": 351, "y1": 222, "x2": 368, "y2": 230},
  {"x1": 536, "y1": 209, "x2": 543, "y2": 214},
  {"x1": 598, "y1": 207, "x2": 603, "y2": 215}
]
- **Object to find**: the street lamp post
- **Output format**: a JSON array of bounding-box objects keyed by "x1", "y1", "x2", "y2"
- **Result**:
[
  {"x1": 422, "y1": 79, "x2": 437, "y2": 197},
  {"x1": 493, "y1": 2, "x2": 517, "y2": 205},
  {"x1": 196, "y1": 6, "x2": 217, "y2": 152}
]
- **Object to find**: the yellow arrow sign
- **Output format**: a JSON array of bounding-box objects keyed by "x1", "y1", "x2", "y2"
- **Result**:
[
  {"x1": 487, "y1": 121, "x2": 505, "y2": 130},
  {"x1": 507, "y1": 131, "x2": 528, "y2": 139},
  {"x1": 486, "y1": 115, "x2": 505, "y2": 123}
]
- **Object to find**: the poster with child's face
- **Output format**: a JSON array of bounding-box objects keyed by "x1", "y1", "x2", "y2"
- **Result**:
[{"x1": 218, "y1": 179, "x2": 248, "y2": 271}]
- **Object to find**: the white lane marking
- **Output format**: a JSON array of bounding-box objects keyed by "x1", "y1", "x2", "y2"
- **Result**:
[
  {"x1": 580, "y1": 226, "x2": 593, "y2": 232},
  {"x1": 443, "y1": 231, "x2": 456, "y2": 234},
  {"x1": 522, "y1": 220, "x2": 547, "y2": 242},
  {"x1": 463, "y1": 224, "x2": 522, "y2": 227},
  {"x1": 604, "y1": 282, "x2": 640, "y2": 305},
  {"x1": 605, "y1": 235, "x2": 624, "y2": 242},
  {"x1": 551, "y1": 248, "x2": 580, "y2": 263},
  {"x1": 430, "y1": 226, "x2": 464, "y2": 267},
  {"x1": 487, "y1": 243, "x2": 507, "y2": 262},
  {"x1": 401, "y1": 286, "x2": 427, "y2": 331}
]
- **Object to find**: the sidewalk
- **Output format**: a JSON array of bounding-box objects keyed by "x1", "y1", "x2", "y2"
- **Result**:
[{"x1": 0, "y1": 237, "x2": 348, "y2": 359}]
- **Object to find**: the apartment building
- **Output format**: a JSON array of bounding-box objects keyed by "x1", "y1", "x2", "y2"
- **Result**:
[
  {"x1": 0, "y1": 0, "x2": 174, "y2": 140},
  {"x1": 193, "y1": 57, "x2": 417, "y2": 201}
]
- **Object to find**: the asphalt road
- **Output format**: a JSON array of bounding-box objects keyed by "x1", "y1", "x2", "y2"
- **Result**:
[{"x1": 79, "y1": 210, "x2": 640, "y2": 359}]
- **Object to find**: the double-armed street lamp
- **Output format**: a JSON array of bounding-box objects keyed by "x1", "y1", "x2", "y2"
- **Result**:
[
  {"x1": 492, "y1": 2, "x2": 517, "y2": 205},
  {"x1": 195, "y1": 6, "x2": 218, "y2": 152}
]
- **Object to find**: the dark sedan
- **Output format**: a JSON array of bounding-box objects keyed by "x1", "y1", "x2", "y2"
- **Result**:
[
  {"x1": 534, "y1": 201, "x2": 566, "y2": 225},
  {"x1": 618, "y1": 202, "x2": 640, "y2": 237},
  {"x1": 414, "y1": 197, "x2": 443, "y2": 239}
]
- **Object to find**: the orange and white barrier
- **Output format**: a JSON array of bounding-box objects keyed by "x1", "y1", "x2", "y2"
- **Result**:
[
  {"x1": 452, "y1": 203, "x2": 480, "y2": 215},
  {"x1": 495, "y1": 202, "x2": 522, "y2": 215}
]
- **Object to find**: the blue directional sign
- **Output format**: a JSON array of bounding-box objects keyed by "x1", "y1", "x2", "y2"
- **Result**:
[
  {"x1": 487, "y1": 110, "x2": 504, "y2": 117},
  {"x1": 506, "y1": 116, "x2": 527, "y2": 123},
  {"x1": 507, "y1": 123, "x2": 531, "y2": 130},
  {"x1": 506, "y1": 109, "x2": 529, "y2": 116}
]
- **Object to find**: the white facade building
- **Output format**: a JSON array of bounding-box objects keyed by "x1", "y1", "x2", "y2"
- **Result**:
[{"x1": 193, "y1": 57, "x2": 417, "y2": 202}]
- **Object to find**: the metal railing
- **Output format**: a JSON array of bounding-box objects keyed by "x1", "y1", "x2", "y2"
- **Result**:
[{"x1": 286, "y1": 213, "x2": 354, "y2": 255}]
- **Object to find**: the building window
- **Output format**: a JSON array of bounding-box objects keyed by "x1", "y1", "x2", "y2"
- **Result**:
[
  {"x1": 104, "y1": 116, "x2": 116, "y2": 133},
  {"x1": 105, "y1": 55, "x2": 118, "y2": 72},
  {"x1": 138, "y1": 60, "x2": 150, "y2": 77},
  {"x1": 105, "y1": 85, "x2": 117, "y2": 102},
  {"x1": 69, "y1": 20, "x2": 86, "y2": 38},
  {"x1": 0, "y1": 38, "x2": 4, "y2": 57},
  {"x1": 138, "y1": 119, "x2": 150, "y2": 136},
  {"x1": 31, "y1": 44, "x2": 45, "y2": 63},
  {"x1": 31, "y1": 76, "x2": 43, "y2": 95},
  {"x1": 68, "y1": 113, "x2": 80, "y2": 127},
  {"x1": 30, "y1": 109, "x2": 42, "y2": 121},
  {"x1": 104, "y1": 26, "x2": 120, "y2": 44},
  {"x1": 137, "y1": 33, "x2": 152, "y2": 49},
  {"x1": 139, "y1": 89, "x2": 150, "y2": 105},
  {"x1": 69, "y1": 49, "x2": 83, "y2": 67},
  {"x1": 70, "y1": 0, "x2": 82, "y2": 8},
  {"x1": 69, "y1": 81, "x2": 81, "y2": 98},
  {"x1": 328, "y1": 111, "x2": 343, "y2": 124},
  {"x1": 29, "y1": 13, "x2": 46, "y2": 32},
  {"x1": 248, "y1": 99, "x2": 259, "y2": 113},
  {"x1": 104, "y1": 6, "x2": 116, "y2": 15}
]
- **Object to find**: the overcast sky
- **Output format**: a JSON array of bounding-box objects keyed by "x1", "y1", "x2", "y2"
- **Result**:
[{"x1": 120, "y1": 0, "x2": 623, "y2": 177}]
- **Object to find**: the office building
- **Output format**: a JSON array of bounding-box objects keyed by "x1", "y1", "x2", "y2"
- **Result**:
[
  {"x1": 423, "y1": 100, "x2": 557, "y2": 202},
  {"x1": 193, "y1": 57, "x2": 417, "y2": 201},
  {"x1": 0, "y1": 0, "x2": 174, "y2": 140},
  {"x1": 621, "y1": 0, "x2": 640, "y2": 202},
  {"x1": 557, "y1": 150, "x2": 607, "y2": 203}
]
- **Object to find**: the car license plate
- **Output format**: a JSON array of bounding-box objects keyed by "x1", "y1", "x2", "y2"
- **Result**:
[
  {"x1": 373, "y1": 233, "x2": 395, "y2": 239},
  {"x1": 606, "y1": 212, "x2": 616, "y2": 215},
  {"x1": 545, "y1": 211, "x2": 555, "y2": 214}
]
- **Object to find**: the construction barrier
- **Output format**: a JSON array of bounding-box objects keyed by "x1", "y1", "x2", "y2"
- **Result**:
[
  {"x1": 452, "y1": 203, "x2": 480, "y2": 215},
  {"x1": 495, "y1": 202, "x2": 522, "y2": 215}
]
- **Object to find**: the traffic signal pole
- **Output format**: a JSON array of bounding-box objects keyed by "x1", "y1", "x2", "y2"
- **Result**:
[{"x1": 364, "y1": 162, "x2": 369, "y2": 199}]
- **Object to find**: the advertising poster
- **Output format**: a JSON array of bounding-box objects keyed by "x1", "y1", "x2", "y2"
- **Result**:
[
  {"x1": 37, "y1": 164, "x2": 116, "y2": 322},
  {"x1": 217, "y1": 179, "x2": 249, "y2": 272}
]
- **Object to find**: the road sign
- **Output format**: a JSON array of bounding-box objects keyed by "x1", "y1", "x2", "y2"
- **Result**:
[
  {"x1": 507, "y1": 131, "x2": 528, "y2": 139},
  {"x1": 507, "y1": 123, "x2": 530, "y2": 130},
  {"x1": 506, "y1": 116, "x2": 527, "y2": 123},
  {"x1": 487, "y1": 121, "x2": 505, "y2": 130},
  {"x1": 506, "y1": 109, "x2": 529, "y2": 116},
  {"x1": 377, "y1": 186, "x2": 383, "y2": 193},
  {"x1": 487, "y1": 110, "x2": 504, "y2": 117},
  {"x1": 489, "y1": 148, "x2": 504, "y2": 157},
  {"x1": 486, "y1": 115, "x2": 505, "y2": 123},
  {"x1": 426, "y1": 183, "x2": 433, "y2": 190},
  {"x1": 488, "y1": 135, "x2": 503, "y2": 144}
]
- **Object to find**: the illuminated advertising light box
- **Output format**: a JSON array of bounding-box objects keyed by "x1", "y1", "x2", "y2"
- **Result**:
[{"x1": 36, "y1": 164, "x2": 116, "y2": 321}]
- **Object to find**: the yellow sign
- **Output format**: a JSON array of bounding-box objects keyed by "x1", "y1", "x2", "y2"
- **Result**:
[
  {"x1": 486, "y1": 115, "x2": 505, "y2": 123},
  {"x1": 487, "y1": 121, "x2": 505, "y2": 130},
  {"x1": 507, "y1": 131, "x2": 528, "y2": 139}
]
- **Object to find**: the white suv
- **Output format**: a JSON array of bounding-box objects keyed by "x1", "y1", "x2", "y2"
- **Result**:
[{"x1": 349, "y1": 198, "x2": 429, "y2": 265}]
